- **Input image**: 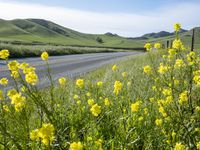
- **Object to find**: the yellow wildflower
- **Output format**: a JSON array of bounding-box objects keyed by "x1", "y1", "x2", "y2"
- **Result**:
[
  {"x1": 193, "y1": 70, "x2": 200, "y2": 86},
  {"x1": 172, "y1": 39, "x2": 185, "y2": 50},
  {"x1": 30, "y1": 129, "x2": 40, "y2": 141},
  {"x1": 97, "y1": 81, "x2": 103, "y2": 87},
  {"x1": 25, "y1": 72, "x2": 38, "y2": 85},
  {"x1": 174, "y1": 59, "x2": 185, "y2": 69},
  {"x1": 159, "y1": 106, "x2": 167, "y2": 117},
  {"x1": 10, "y1": 92, "x2": 26, "y2": 112},
  {"x1": 168, "y1": 49, "x2": 177, "y2": 56},
  {"x1": 197, "y1": 141, "x2": 200, "y2": 150},
  {"x1": 113, "y1": 80, "x2": 122, "y2": 95},
  {"x1": 90, "y1": 103, "x2": 101, "y2": 117},
  {"x1": 173, "y1": 143, "x2": 186, "y2": 150},
  {"x1": 174, "y1": 23, "x2": 181, "y2": 32},
  {"x1": 143, "y1": 65, "x2": 152, "y2": 74},
  {"x1": 0, "y1": 49, "x2": 9, "y2": 59},
  {"x1": 58, "y1": 77, "x2": 66, "y2": 86},
  {"x1": 70, "y1": 142, "x2": 83, "y2": 150},
  {"x1": 0, "y1": 78, "x2": 8, "y2": 85},
  {"x1": 3, "y1": 105, "x2": 10, "y2": 112},
  {"x1": 11, "y1": 71, "x2": 20, "y2": 79},
  {"x1": 8, "y1": 60, "x2": 20, "y2": 71},
  {"x1": 88, "y1": 98, "x2": 95, "y2": 106},
  {"x1": 131, "y1": 101, "x2": 141, "y2": 112},
  {"x1": 144, "y1": 43, "x2": 152, "y2": 51},
  {"x1": 179, "y1": 91, "x2": 188, "y2": 105},
  {"x1": 155, "y1": 119, "x2": 163, "y2": 126},
  {"x1": 104, "y1": 98, "x2": 110, "y2": 106},
  {"x1": 7, "y1": 89, "x2": 17, "y2": 99},
  {"x1": 154, "y1": 43, "x2": 161, "y2": 49},
  {"x1": 74, "y1": 94, "x2": 79, "y2": 100},
  {"x1": 86, "y1": 92, "x2": 91, "y2": 97},
  {"x1": 112, "y1": 65, "x2": 118, "y2": 71},
  {"x1": 158, "y1": 63, "x2": 169, "y2": 74},
  {"x1": 38, "y1": 123, "x2": 54, "y2": 145},
  {"x1": 76, "y1": 79, "x2": 84, "y2": 88},
  {"x1": 41, "y1": 51, "x2": 49, "y2": 61},
  {"x1": 77, "y1": 100, "x2": 81, "y2": 105}
]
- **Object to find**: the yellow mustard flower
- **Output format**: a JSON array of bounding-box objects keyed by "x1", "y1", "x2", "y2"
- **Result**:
[
  {"x1": 76, "y1": 79, "x2": 84, "y2": 88},
  {"x1": 143, "y1": 65, "x2": 152, "y2": 74},
  {"x1": 144, "y1": 43, "x2": 152, "y2": 51},
  {"x1": 159, "y1": 106, "x2": 167, "y2": 118},
  {"x1": 41, "y1": 51, "x2": 49, "y2": 61},
  {"x1": 174, "y1": 23, "x2": 181, "y2": 32},
  {"x1": 90, "y1": 103, "x2": 101, "y2": 117},
  {"x1": 70, "y1": 141, "x2": 83, "y2": 150},
  {"x1": 112, "y1": 64, "x2": 118, "y2": 71},
  {"x1": 0, "y1": 78, "x2": 8, "y2": 85},
  {"x1": 8, "y1": 60, "x2": 20, "y2": 71},
  {"x1": 172, "y1": 39, "x2": 185, "y2": 50},
  {"x1": 179, "y1": 91, "x2": 188, "y2": 105},
  {"x1": 86, "y1": 92, "x2": 91, "y2": 97},
  {"x1": 131, "y1": 101, "x2": 141, "y2": 112},
  {"x1": 30, "y1": 129, "x2": 40, "y2": 141},
  {"x1": 197, "y1": 141, "x2": 200, "y2": 150},
  {"x1": 3, "y1": 105, "x2": 10, "y2": 112},
  {"x1": 7, "y1": 89, "x2": 17, "y2": 99},
  {"x1": 113, "y1": 80, "x2": 122, "y2": 95},
  {"x1": 58, "y1": 77, "x2": 67, "y2": 86},
  {"x1": 88, "y1": 98, "x2": 95, "y2": 106},
  {"x1": 158, "y1": 63, "x2": 169, "y2": 74},
  {"x1": 104, "y1": 98, "x2": 110, "y2": 106},
  {"x1": 0, "y1": 49, "x2": 9, "y2": 59},
  {"x1": 10, "y1": 92, "x2": 26, "y2": 112},
  {"x1": 97, "y1": 81, "x2": 103, "y2": 87},
  {"x1": 174, "y1": 59, "x2": 185, "y2": 69},
  {"x1": 74, "y1": 94, "x2": 79, "y2": 100},
  {"x1": 25, "y1": 72, "x2": 38, "y2": 85},
  {"x1": 31, "y1": 123, "x2": 55, "y2": 146},
  {"x1": 173, "y1": 143, "x2": 186, "y2": 150},
  {"x1": 154, "y1": 43, "x2": 161, "y2": 49},
  {"x1": 155, "y1": 119, "x2": 163, "y2": 126},
  {"x1": 193, "y1": 70, "x2": 200, "y2": 86}
]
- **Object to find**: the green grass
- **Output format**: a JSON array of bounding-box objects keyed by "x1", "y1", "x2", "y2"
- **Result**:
[{"x1": 0, "y1": 19, "x2": 145, "y2": 49}]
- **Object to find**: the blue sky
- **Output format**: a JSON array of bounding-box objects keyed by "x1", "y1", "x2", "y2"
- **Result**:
[
  {"x1": 6, "y1": 0, "x2": 199, "y2": 13},
  {"x1": 0, "y1": 0, "x2": 200, "y2": 36}
]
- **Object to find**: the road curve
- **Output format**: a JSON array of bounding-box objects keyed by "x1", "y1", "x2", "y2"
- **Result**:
[{"x1": 0, "y1": 52, "x2": 142, "y2": 89}]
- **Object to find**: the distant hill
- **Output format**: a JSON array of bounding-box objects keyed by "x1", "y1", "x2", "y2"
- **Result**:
[
  {"x1": 0, "y1": 19, "x2": 144, "y2": 49},
  {"x1": 0, "y1": 18, "x2": 199, "y2": 49}
]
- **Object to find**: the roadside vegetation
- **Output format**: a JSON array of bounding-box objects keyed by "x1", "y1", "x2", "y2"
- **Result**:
[
  {"x1": 0, "y1": 43, "x2": 135, "y2": 58},
  {"x1": 0, "y1": 23, "x2": 200, "y2": 149}
]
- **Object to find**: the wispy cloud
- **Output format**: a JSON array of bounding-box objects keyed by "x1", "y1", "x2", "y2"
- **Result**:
[{"x1": 0, "y1": 1, "x2": 199, "y2": 37}]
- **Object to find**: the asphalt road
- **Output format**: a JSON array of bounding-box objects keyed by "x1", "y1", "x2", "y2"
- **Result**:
[{"x1": 0, "y1": 52, "x2": 142, "y2": 89}]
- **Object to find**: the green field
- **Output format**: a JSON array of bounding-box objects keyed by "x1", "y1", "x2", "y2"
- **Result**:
[{"x1": 0, "y1": 18, "x2": 199, "y2": 58}]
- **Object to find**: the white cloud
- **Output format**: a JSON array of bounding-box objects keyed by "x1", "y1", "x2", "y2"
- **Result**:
[{"x1": 0, "y1": 0, "x2": 199, "y2": 37}]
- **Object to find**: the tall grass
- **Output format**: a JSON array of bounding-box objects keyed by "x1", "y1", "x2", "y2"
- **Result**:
[{"x1": 0, "y1": 24, "x2": 200, "y2": 149}]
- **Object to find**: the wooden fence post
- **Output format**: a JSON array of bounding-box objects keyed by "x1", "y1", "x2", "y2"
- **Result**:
[{"x1": 191, "y1": 29, "x2": 195, "y2": 51}]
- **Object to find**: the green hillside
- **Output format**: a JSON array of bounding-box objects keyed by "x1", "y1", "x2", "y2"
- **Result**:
[
  {"x1": 0, "y1": 18, "x2": 199, "y2": 51},
  {"x1": 0, "y1": 19, "x2": 144, "y2": 48}
]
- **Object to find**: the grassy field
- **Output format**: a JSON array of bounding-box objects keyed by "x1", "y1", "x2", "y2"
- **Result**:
[
  {"x1": 0, "y1": 23, "x2": 200, "y2": 149},
  {"x1": 0, "y1": 43, "x2": 140, "y2": 58},
  {"x1": 0, "y1": 19, "x2": 199, "y2": 58}
]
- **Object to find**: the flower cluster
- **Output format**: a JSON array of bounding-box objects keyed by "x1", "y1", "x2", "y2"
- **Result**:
[{"x1": 30, "y1": 123, "x2": 55, "y2": 146}]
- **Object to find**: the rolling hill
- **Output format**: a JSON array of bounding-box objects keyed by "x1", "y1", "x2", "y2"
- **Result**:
[
  {"x1": 0, "y1": 19, "x2": 144, "y2": 48},
  {"x1": 0, "y1": 18, "x2": 199, "y2": 50}
]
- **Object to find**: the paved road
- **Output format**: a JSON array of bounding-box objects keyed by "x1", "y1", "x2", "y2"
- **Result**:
[{"x1": 0, "y1": 52, "x2": 142, "y2": 89}]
